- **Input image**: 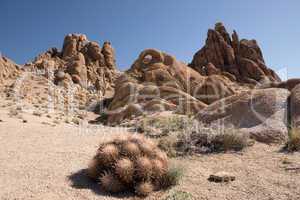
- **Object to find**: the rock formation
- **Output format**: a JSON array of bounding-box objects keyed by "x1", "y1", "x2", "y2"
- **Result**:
[
  {"x1": 0, "y1": 56, "x2": 20, "y2": 85},
  {"x1": 106, "y1": 49, "x2": 242, "y2": 124},
  {"x1": 24, "y1": 34, "x2": 119, "y2": 96},
  {"x1": 196, "y1": 88, "x2": 290, "y2": 143},
  {"x1": 190, "y1": 22, "x2": 281, "y2": 84}
]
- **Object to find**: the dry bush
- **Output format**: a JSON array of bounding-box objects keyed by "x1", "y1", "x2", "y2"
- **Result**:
[
  {"x1": 87, "y1": 134, "x2": 181, "y2": 197},
  {"x1": 175, "y1": 122, "x2": 249, "y2": 154},
  {"x1": 284, "y1": 127, "x2": 300, "y2": 152},
  {"x1": 137, "y1": 115, "x2": 193, "y2": 138}
]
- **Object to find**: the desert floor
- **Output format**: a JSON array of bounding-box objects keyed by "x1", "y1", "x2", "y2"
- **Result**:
[{"x1": 1, "y1": 104, "x2": 300, "y2": 200}]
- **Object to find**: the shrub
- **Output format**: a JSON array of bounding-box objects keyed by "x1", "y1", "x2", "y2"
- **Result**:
[
  {"x1": 177, "y1": 123, "x2": 249, "y2": 154},
  {"x1": 157, "y1": 136, "x2": 178, "y2": 158},
  {"x1": 137, "y1": 115, "x2": 193, "y2": 138},
  {"x1": 159, "y1": 166, "x2": 183, "y2": 189},
  {"x1": 285, "y1": 127, "x2": 300, "y2": 152},
  {"x1": 87, "y1": 134, "x2": 181, "y2": 197}
]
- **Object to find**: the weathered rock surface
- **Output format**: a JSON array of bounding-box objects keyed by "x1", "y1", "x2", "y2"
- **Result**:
[
  {"x1": 0, "y1": 56, "x2": 20, "y2": 84},
  {"x1": 190, "y1": 22, "x2": 281, "y2": 84},
  {"x1": 106, "y1": 49, "x2": 243, "y2": 124},
  {"x1": 24, "y1": 34, "x2": 119, "y2": 96},
  {"x1": 196, "y1": 88, "x2": 290, "y2": 143}
]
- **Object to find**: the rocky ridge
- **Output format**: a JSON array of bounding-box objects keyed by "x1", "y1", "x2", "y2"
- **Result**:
[
  {"x1": 190, "y1": 22, "x2": 281, "y2": 84},
  {"x1": 24, "y1": 34, "x2": 120, "y2": 96}
]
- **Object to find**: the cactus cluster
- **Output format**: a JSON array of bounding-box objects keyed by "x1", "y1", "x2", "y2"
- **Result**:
[{"x1": 87, "y1": 135, "x2": 170, "y2": 197}]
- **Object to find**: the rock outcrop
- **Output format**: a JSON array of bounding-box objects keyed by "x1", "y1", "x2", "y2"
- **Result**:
[
  {"x1": 106, "y1": 49, "x2": 242, "y2": 124},
  {"x1": 190, "y1": 23, "x2": 281, "y2": 84},
  {"x1": 25, "y1": 34, "x2": 119, "y2": 96},
  {"x1": 196, "y1": 88, "x2": 290, "y2": 143},
  {"x1": 0, "y1": 56, "x2": 20, "y2": 84}
]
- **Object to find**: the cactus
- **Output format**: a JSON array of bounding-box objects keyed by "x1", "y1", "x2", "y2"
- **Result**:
[
  {"x1": 135, "y1": 156, "x2": 153, "y2": 180},
  {"x1": 115, "y1": 158, "x2": 134, "y2": 184},
  {"x1": 96, "y1": 143, "x2": 119, "y2": 167},
  {"x1": 135, "y1": 182, "x2": 154, "y2": 197},
  {"x1": 100, "y1": 171, "x2": 125, "y2": 193},
  {"x1": 121, "y1": 142, "x2": 141, "y2": 158},
  {"x1": 87, "y1": 134, "x2": 177, "y2": 197}
]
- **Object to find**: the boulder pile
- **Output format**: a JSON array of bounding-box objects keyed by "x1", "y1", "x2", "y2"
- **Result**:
[
  {"x1": 24, "y1": 34, "x2": 120, "y2": 96},
  {"x1": 106, "y1": 49, "x2": 243, "y2": 124}
]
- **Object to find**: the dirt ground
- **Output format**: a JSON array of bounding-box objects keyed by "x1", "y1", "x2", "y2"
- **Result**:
[{"x1": 1, "y1": 104, "x2": 300, "y2": 200}]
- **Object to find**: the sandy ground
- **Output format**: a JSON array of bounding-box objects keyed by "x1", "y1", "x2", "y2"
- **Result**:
[{"x1": 1, "y1": 105, "x2": 300, "y2": 200}]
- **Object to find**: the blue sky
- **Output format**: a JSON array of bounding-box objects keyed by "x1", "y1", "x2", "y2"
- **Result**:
[{"x1": 0, "y1": 0, "x2": 299, "y2": 78}]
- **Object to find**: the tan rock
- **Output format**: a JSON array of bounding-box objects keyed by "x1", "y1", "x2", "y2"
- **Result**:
[{"x1": 196, "y1": 88, "x2": 290, "y2": 143}]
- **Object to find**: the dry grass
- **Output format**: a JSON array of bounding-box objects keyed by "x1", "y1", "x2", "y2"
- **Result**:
[
  {"x1": 177, "y1": 126, "x2": 249, "y2": 154},
  {"x1": 285, "y1": 127, "x2": 300, "y2": 152}
]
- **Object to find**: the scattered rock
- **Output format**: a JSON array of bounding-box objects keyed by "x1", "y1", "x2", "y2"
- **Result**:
[
  {"x1": 208, "y1": 171, "x2": 236, "y2": 182},
  {"x1": 33, "y1": 111, "x2": 42, "y2": 117}
]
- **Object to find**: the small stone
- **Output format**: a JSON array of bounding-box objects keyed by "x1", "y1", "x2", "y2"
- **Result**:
[
  {"x1": 33, "y1": 111, "x2": 42, "y2": 117},
  {"x1": 23, "y1": 119, "x2": 28, "y2": 123},
  {"x1": 208, "y1": 171, "x2": 235, "y2": 183}
]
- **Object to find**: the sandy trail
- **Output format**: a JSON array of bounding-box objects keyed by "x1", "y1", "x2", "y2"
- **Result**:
[{"x1": 1, "y1": 109, "x2": 300, "y2": 200}]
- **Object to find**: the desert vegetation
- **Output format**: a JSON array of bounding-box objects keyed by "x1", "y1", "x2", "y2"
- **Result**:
[
  {"x1": 86, "y1": 134, "x2": 182, "y2": 197},
  {"x1": 284, "y1": 127, "x2": 300, "y2": 152}
]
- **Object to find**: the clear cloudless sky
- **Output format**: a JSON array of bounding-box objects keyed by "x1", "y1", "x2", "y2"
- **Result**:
[{"x1": 0, "y1": 0, "x2": 299, "y2": 78}]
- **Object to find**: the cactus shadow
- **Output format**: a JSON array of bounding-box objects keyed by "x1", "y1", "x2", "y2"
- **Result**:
[{"x1": 68, "y1": 169, "x2": 134, "y2": 198}]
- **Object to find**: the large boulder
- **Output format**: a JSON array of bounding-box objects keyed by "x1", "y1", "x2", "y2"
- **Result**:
[
  {"x1": 196, "y1": 88, "x2": 290, "y2": 143},
  {"x1": 190, "y1": 22, "x2": 281, "y2": 83}
]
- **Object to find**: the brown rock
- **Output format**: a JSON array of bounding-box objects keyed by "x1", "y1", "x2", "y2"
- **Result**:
[
  {"x1": 102, "y1": 41, "x2": 116, "y2": 70},
  {"x1": 194, "y1": 75, "x2": 235, "y2": 104},
  {"x1": 107, "y1": 49, "x2": 223, "y2": 124},
  {"x1": 190, "y1": 23, "x2": 281, "y2": 83},
  {"x1": 25, "y1": 33, "x2": 119, "y2": 96},
  {"x1": 0, "y1": 56, "x2": 20, "y2": 84}
]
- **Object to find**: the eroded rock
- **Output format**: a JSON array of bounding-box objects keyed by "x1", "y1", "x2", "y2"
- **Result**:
[
  {"x1": 106, "y1": 49, "x2": 241, "y2": 124},
  {"x1": 196, "y1": 88, "x2": 290, "y2": 143},
  {"x1": 190, "y1": 22, "x2": 281, "y2": 83}
]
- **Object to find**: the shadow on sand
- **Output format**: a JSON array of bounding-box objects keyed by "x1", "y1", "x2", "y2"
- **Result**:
[{"x1": 68, "y1": 169, "x2": 135, "y2": 199}]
